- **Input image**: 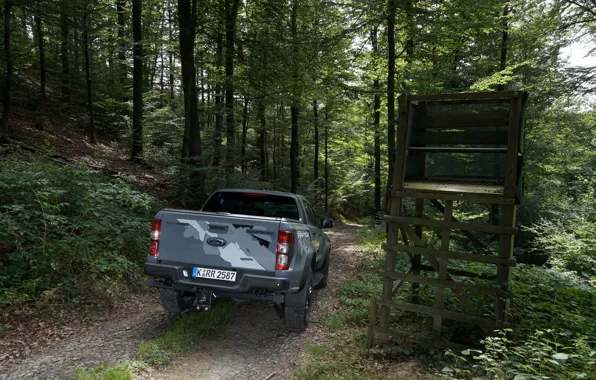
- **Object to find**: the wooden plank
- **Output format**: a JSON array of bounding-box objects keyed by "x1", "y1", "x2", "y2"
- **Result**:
[
  {"x1": 392, "y1": 266, "x2": 412, "y2": 295},
  {"x1": 379, "y1": 270, "x2": 506, "y2": 297},
  {"x1": 382, "y1": 243, "x2": 516, "y2": 266},
  {"x1": 420, "y1": 265, "x2": 497, "y2": 280},
  {"x1": 409, "y1": 91, "x2": 516, "y2": 102},
  {"x1": 384, "y1": 215, "x2": 518, "y2": 235},
  {"x1": 426, "y1": 98, "x2": 511, "y2": 106},
  {"x1": 408, "y1": 146, "x2": 507, "y2": 153},
  {"x1": 434, "y1": 200, "x2": 452, "y2": 333},
  {"x1": 402, "y1": 181, "x2": 507, "y2": 197},
  {"x1": 410, "y1": 131, "x2": 509, "y2": 145},
  {"x1": 372, "y1": 326, "x2": 470, "y2": 350},
  {"x1": 504, "y1": 94, "x2": 524, "y2": 198},
  {"x1": 496, "y1": 204, "x2": 516, "y2": 324},
  {"x1": 393, "y1": 190, "x2": 515, "y2": 205},
  {"x1": 377, "y1": 299, "x2": 498, "y2": 329},
  {"x1": 415, "y1": 112, "x2": 510, "y2": 129}
]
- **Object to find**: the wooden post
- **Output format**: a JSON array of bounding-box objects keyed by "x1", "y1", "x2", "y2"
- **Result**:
[{"x1": 433, "y1": 200, "x2": 452, "y2": 335}]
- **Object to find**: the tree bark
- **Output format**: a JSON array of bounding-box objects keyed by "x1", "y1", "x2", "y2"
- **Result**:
[
  {"x1": 224, "y1": 0, "x2": 241, "y2": 166},
  {"x1": 313, "y1": 100, "x2": 319, "y2": 181},
  {"x1": 324, "y1": 108, "x2": 329, "y2": 212},
  {"x1": 497, "y1": 1, "x2": 509, "y2": 91},
  {"x1": 0, "y1": 0, "x2": 14, "y2": 138},
  {"x1": 386, "y1": 0, "x2": 397, "y2": 189},
  {"x1": 290, "y1": 0, "x2": 299, "y2": 193},
  {"x1": 372, "y1": 26, "x2": 382, "y2": 224},
  {"x1": 257, "y1": 100, "x2": 267, "y2": 181},
  {"x1": 178, "y1": 0, "x2": 201, "y2": 159},
  {"x1": 117, "y1": 0, "x2": 127, "y2": 93},
  {"x1": 241, "y1": 96, "x2": 249, "y2": 174},
  {"x1": 168, "y1": 6, "x2": 175, "y2": 101},
  {"x1": 83, "y1": 14, "x2": 97, "y2": 144},
  {"x1": 35, "y1": 16, "x2": 46, "y2": 97},
  {"x1": 131, "y1": 0, "x2": 144, "y2": 160},
  {"x1": 213, "y1": 32, "x2": 224, "y2": 166},
  {"x1": 60, "y1": 3, "x2": 70, "y2": 99}
]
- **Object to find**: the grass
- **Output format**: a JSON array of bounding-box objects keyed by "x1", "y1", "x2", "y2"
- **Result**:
[
  {"x1": 138, "y1": 300, "x2": 234, "y2": 366},
  {"x1": 75, "y1": 361, "x2": 146, "y2": 380}
]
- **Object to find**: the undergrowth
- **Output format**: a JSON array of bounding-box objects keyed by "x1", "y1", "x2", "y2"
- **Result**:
[
  {"x1": 75, "y1": 361, "x2": 146, "y2": 380},
  {"x1": 0, "y1": 159, "x2": 157, "y2": 308}
]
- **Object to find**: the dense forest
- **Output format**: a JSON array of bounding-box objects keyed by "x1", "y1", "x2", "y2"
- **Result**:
[{"x1": 1, "y1": 0, "x2": 596, "y2": 378}]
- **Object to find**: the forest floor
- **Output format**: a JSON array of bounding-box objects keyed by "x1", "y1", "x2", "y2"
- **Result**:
[{"x1": 0, "y1": 225, "x2": 427, "y2": 380}]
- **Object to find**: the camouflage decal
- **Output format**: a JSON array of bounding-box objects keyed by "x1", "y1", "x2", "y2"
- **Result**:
[{"x1": 177, "y1": 219, "x2": 272, "y2": 270}]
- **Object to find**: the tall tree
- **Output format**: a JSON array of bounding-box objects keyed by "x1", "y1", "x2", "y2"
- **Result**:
[
  {"x1": 213, "y1": 32, "x2": 224, "y2": 166},
  {"x1": 82, "y1": 7, "x2": 97, "y2": 144},
  {"x1": 0, "y1": 0, "x2": 14, "y2": 139},
  {"x1": 131, "y1": 0, "x2": 144, "y2": 160},
  {"x1": 386, "y1": 0, "x2": 397, "y2": 188},
  {"x1": 116, "y1": 0, "x2": 127, "y2": 98},
  {"x1": 313, "y1": 100, "x2": 319, "y2": 181},
  {"x1": 224, "y1": 0, "x2": 241, "y2": 165},
  {"x1": 371, "y1": 26, "x2": 382, "y2": 223},
  {"x1": 34, "y1": 15, "x2": 46, "y2": 97},
  {"x1": 178, "y1": 0, "x2": 201, "y2": 160},
  {"x1": 60, "y1": 2, "x2": 70, "y2": 99},
  {"x1": 290, "y1": 0, "x2": 300, "y2": 193}
]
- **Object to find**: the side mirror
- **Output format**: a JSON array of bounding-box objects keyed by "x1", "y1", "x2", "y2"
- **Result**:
[{"x1": 320, "y1": 219, "x2": 334, "y2": 229}]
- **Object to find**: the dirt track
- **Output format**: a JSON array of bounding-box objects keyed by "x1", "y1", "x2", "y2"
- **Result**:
[{"x1": 0, "y1": 224, "x2": 362, "y2": 380}]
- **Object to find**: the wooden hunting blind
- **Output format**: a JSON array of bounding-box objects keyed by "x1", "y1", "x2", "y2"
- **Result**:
[{"x1": 367, "y1": 91, "x2": 528, "y2": 348}]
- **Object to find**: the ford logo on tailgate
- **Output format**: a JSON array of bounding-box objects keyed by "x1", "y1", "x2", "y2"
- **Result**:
[{"x1": 206, "y1": 237, "x2": 227, "y2": 247}]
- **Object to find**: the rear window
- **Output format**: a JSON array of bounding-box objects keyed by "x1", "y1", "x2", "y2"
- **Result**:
[{"x1": 202, "y1": 192, "x2": 300, "y2": 220}]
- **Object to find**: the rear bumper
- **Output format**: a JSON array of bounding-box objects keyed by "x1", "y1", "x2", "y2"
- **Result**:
[{"x1": 144, "y1": 262, "x2": 290, "y2": 294}]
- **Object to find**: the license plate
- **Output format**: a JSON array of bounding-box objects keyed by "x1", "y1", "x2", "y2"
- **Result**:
[{"x1": 192, "y1": 267, "x2": 237, "y2": 282}]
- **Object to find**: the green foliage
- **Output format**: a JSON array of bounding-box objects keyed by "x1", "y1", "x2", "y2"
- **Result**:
[
  {"x1": 138, "y1": 301, "x2": 233, "y2": 366},
  {"x1": 441, "y1": 330, "x2": 595, "y2": 379},
  {"x1": 75, "y1": 361, "x2": 146, "y2": 380},
  {"x1": 0, "y1": 160, "x2": 157, "y2": 308}
]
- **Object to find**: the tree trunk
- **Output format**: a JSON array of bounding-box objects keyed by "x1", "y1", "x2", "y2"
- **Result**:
[
  {"x1": 168, "y1": 7, "x2": 175, "y2": 101},
  {"x1": 497, "y1": 1, "x2": 509, "y2": 91},
  {"x1": 372, "y1": 26, "x2": 381, "y2": 224},
  {"x1": 0, "y1": 0, "x2": 14, "y2": 138},
  {"x1": 213, "y1": 32, "x2": 224, "y2": 166},
  {"x1": 60, "y1": 4, "x2": 70, "y2": 99},
  {"x1": 324, "y1": 108, "x2": 329, "y2": 212},
  {"x1": 403, "y1": 0, "x2": 414, "y2": 91},
  {"x1": 492, "y1": 0, "x2": 509, "y2": 225},
  {"x1": 257, "y1": 100, "x2": 267, "y2": 181},
  {"x1": 117, "y1": 0, "x2": 127, "y2": 96},
  {"x1": 290, "y1": 0, "x2": 299, "y2": 193},
  {"x1": 313, "y1": 100, "x2": 319, "y2": 181},
  {"x1": 131, "y1": 0, "x2": 144, "y2": 160},
  {"x1": 241, "y1": 96, "x2": 249, "y2": 174},
  {"x1": 224, "y1": 0, "x2": 241, "y2": 166},
  {"x1": 83, "y1": 15, "x2": 97, "y2": 144},
  {"x1": 35, "y1": 16, "x2": 46, "y2": 97},
  {"x1": 386, "y1": 0, "x2": 397, "y2": 189},
  {"x1": 178, "y1": 0, "x2": 201, "y2": 159}
]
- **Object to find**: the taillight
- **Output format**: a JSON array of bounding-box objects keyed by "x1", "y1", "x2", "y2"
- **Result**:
[
  {"x1": 276, "y1": 230, "x2": 295, "y2": 270},
  {"x1": 150, "y1": 219, "x2": 161, "y2": 257}
]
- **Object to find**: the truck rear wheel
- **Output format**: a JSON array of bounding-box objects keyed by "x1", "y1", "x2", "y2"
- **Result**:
[
  {"x1": 284, "y1": 267, "x2": 313, "y2": 331},
  {"x1": 159, "y1": 288, "x2": 195, "y2": 314}
]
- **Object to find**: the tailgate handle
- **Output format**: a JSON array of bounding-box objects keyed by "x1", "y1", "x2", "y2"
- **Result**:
[{"x1": 208, "y1": 225, "x2": 229, "y2": 231}]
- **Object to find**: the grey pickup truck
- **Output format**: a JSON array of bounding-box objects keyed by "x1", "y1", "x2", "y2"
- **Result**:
[{"x1": 144, "y1": 189, "x2": 333, "y2": 330}]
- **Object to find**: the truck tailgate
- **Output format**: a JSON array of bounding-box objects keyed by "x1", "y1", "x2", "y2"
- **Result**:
[{"x1": 158, "y1": 210, "x2": 280, "y2": 273}]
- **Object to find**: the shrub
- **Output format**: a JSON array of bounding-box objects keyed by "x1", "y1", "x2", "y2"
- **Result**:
[{"x1": 0, "y1": 160, "x2": 157, "y2": 308}]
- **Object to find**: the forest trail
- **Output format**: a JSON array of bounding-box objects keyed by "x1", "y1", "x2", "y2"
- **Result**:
[
  {"x1": 0, "y1": 224, "x2": 363, "y2": 380},
  {"x1": 145, "y1": 224, "x2": 362, "y2": 380}
]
